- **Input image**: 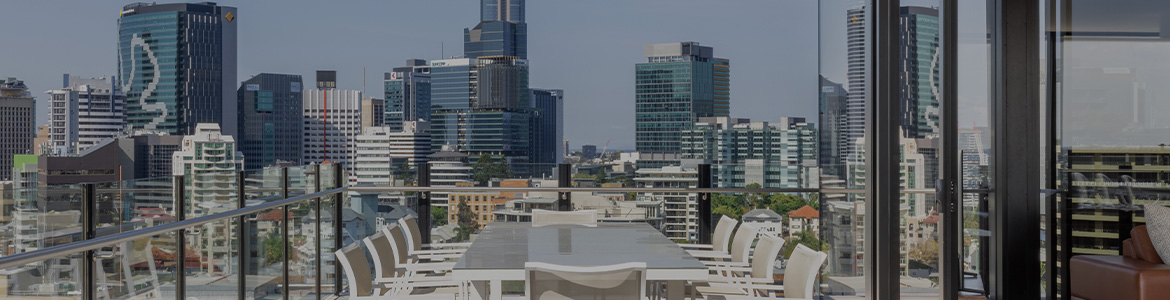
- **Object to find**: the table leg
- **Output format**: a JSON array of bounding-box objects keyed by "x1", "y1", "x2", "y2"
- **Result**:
[
  {"x1": 666, "y1": 280, "x2": 685, "y2": 300},
  {"x1": 490, "y1": 279, "x2": 503, "y2": 300},
  {"x1": 468, "y1": 280, "x2": 488, "y2": 300}
]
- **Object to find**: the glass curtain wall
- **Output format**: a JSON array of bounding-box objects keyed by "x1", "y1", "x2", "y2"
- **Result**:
[{"x1": 1051, "y1": 0, "x2": 1170, "y2": 298}]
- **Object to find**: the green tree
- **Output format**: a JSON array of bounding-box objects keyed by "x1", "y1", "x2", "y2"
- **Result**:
[
  {"x1": 744, "y1": 183, "x2": 769, "y2": 208},
  {"x1": 768, "y1": 194, "x2": 808, "y2": 215},
  {"x1": 264, "y1": 232, "x2": 283, "y2": 264},
  {"x1": 432, "y1": 207, "x2": 448, "y2": 226},
  {"x1": 909, "y1": 240, "x2": 940, "y2": 269},
  {"x1": 454, "y1": 198, "x2": 479, "y2": 242},
  {"x1": 395, "y1": 161, "x2": 416, "y2": 185},
  {"x1": 712, "y1": 194, "x2": 747, "y2": 220},
  {"x1": 472, "y1": 154, "x2": 513, "y2": 185},
  {"x1": 782, "y1": 230, "x2": 829, "y2": 258}
]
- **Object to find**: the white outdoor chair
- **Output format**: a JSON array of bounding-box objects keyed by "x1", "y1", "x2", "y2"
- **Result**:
[
  {"x1": 689, "y1": 223, "x2": 761, "y2": 269},
  {"x1": 525, "y1": 262, "x2": 648, "y2": 300},
  {"x1": 679, "y1": 216, "x2": 739, "y2": 253},
  {"x1": 387, "y1": 223, "x2": 463, "y2": 267},
  {"x1": 335, "y1": 242, "x2": 463, "y2": 300},
  {"x1": 531, "y1": 209, "x2": 599, "y2": 226},
  {"x1": 363, "y1": 226, "x2": 463, "y2": 293},
  {"x1": 399, "y1": 215, "x2": 472, "y2": 258},
  {"x1": 697, "y1": 240, "x2": 827, "y2": 300}
]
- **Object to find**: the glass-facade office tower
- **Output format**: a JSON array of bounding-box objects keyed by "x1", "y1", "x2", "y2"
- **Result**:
[
  {"x1": 429, "y1": 57, "x2": 532, "y2": 166},
  {"x1": 0, "y1": 78, "x2": 35, "y2": 181},
  {"x1": 819, "y1": 76, "x2": 848, "y2": 176},
  {"x1": 466, "y1": 0, "x2": 526, "y2": 59},
  {"x1": 530, "y1": 88, "x2": 564, "y2": 172},
  {"x1": 384, "y1": 59, "x2": 432, "y2": 132},
  {"x1": 237, "y1": 73, "x2": 304, "y2": 170},
  {"x1": 635, "y1": 42, "x2": 724, "y2": 168},
  {"x1": 118, "y1": 2, "x2": 237, "y2": 136},
  {"x1": 898, "y1": 6, "x2": 940, "y2": 139}
]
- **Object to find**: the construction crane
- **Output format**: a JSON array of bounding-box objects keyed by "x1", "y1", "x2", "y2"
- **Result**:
[{"x1": 599, "y1": 139, "x2": 611, "y2": 160}]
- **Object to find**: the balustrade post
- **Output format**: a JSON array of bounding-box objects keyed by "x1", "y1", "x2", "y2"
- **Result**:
[
  {"x1": 174, "y1": 175, "x2": 186, "y2": 300},
  {"x1": 417, "y1": 163, "x2": 432, "y2": 244},
  {"x1": 333, "y1": 163, "x2": 344, "y2": 294},
  {"x1": 82, "y1": 183, "x2": 96, "y2": 300},
  {"x1": 237, "y1": 171, "x2": 247, "y2": 300},
  {"x1": 557, "y1": 164, "x2": 571, "y2": 211},
  {"x1": 697, "y1": 164, "x2": 712, "y2": 245}
]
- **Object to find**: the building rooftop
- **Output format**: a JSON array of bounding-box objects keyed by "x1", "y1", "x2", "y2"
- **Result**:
[
  {"x1": 744, "y1": 209, "x2": 783, "y2": 221},
  {"x1": 788, "y1": 205, "x2": 820, "y2": 219}
]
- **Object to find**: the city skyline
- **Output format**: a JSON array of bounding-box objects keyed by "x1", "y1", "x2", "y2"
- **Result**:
[{"x1": 0, "y1": 0, "x2": 819, "y2": 150}]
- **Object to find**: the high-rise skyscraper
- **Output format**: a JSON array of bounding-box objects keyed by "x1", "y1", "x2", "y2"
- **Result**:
[
  {"x1": 530, "y1": 88, "x2": 564, "y2": 170},
  {"x1": 843, "y1": 8, "x2": 868, "y2": 161},
  {"x1": 466, "y1": 0, "x2": 527, "y2": 59},
  {"x1": 384, "y1": 59, "x2": 432, "y2": 132},
  {"x1": 361, "y1": 98, "x2": 385, "y2": 128},
  {"x1": 898, "y1": 6, "x2": 940, "y2": 139},
  {"x1": 45, "y1": 75, "x2": 126, "y2": 156},
  {"x1": 840, "y1": 6, "x2": 940, "y2": 160},
  {"x1": 714, "y1": 58, "x2": 731, "y2": 117},
  {"x1": 118, "y1": 2, "x2": 237, "y2": 135},
  {"x1": 429, "y1": 57, "x2": 532, "y2": 166},
  {"x1": 0, "y1": 77, "x2": 35, "y2": 181},
  {"x1": 819, "y1": 76, "x2": 848, "y2": 176},
  {"x1": 303, "y1": 71, "x2": 362, "y2": 169},
  {"x1": 635, "y1": 42, "x2": 725, "y2": 168},
  {"x1": 237, "y1": 73, "x2": 304, "y2": 170}
]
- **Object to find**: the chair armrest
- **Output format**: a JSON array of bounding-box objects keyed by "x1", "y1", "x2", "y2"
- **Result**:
[
  {"x1": 424, "y1": 242, "x2": 472, "y2": 249},
  {"x1": 1071, "y1": 255, "x2": 1170, "y2": 300},
  {"x1": 709, "y1": 282, "x2": 786, "y2": 293},
  {"x1": 375, "y1": 276, "x2": 458, "y2": 284},
  {"x1": 411, "y1": 253, "x2": 463, "y2": 260},
  {"x1": 687, "y1": 250, "x2": 731, "y2": 259},
  {"x1": 414, "y1": 248, "x2": 466, "y2": 255},
  {"x1": 679, "y1": 244, "x2": 713, "y2": 250},
  {"x1": 703, "y1": 261, "x2": 749, "y2": 268},
  {"x1": 399, "y1": 262, "x2": 456, "y2": 272}
]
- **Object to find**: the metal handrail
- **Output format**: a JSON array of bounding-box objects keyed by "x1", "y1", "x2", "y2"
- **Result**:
[
  {"x1": 0, "y1": 184, "x2": 938, "y2": 270},
  {"x1": 348, "y1": 186, "x2": 939, "y2": 194},
  {"x1": 0, "y1": 186, "x2": 346, "y2": 270}
]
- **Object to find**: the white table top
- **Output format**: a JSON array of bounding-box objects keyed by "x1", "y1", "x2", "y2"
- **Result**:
[{"x1": 452, "y1": 222, "x2": 708, "y2": 280}]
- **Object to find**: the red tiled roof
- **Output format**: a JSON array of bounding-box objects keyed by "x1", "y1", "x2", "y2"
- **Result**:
[
  {"x1": 788, "y1": 205, "x2": 820, "y2": 219},
  {"x1": 256, "y1": 209, "x2": 293, "y2": 221}
]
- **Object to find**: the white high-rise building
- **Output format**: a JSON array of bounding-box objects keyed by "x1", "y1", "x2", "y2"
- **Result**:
[
  {"x1": 428, "y1": 145, "x2": 474, "y2": 207},
  {"x1": 352, "y1": 121, "x2": 434, "y2": 188},
  {"x1": 171, "y1": 123, "x2": 243, "y2": 276},
  {"x1": 303, "y1": 89, "x2": 363, "y2": 171},
  {"x1": 843, "y1": 8, "x2": 868, "y2": 161},
  {"x1": 46, "y1": 76, "x2": 126, "y2": 155},
  {"x1": 635, "y1": 165, "x2": 698, "y2": 242}
]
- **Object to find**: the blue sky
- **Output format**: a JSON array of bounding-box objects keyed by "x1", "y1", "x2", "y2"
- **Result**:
[{"x1": 0, "y1": 0, "x2": 826, "y2": 150}]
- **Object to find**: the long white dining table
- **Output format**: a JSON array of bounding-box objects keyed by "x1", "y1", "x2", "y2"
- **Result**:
[{"x1": 451, "y1": 222, "x2": 710, "y2": 300}]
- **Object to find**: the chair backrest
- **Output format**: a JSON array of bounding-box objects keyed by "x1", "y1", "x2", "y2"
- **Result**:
[
  {"x1": 712, "y1": 215, "x2": 739, "y2": 253},
  {"x1": 749, "y1": 234, "x2": 786, "y2": 281},
  {"x1": 531, "y1": 209, "x2": 598, "y2": 226},
  {"x1": 398, "y1": 215, "x2": 423, "y2": 251},
  {"x1": 525, "y1": 262, "x2": 646, "y2": 300},
  {"x1": 729, "y1": 224, "x2": 761, "y2": 264},
  {"x1": 361, "y1": 229, "x2": 398, "y2": 280},
  {"x1": 336, "y1": 243, "x2": 374, "y2": 298},
  {"x1": 780, "y1": 244, "x2": 828, "y2": 299},
  {"x1": 383, "y1": 224, "x2": 412, "y2": 265}
]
